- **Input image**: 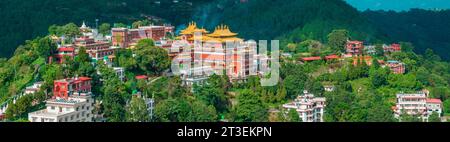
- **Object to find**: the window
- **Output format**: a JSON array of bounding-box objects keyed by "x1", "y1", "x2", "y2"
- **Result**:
[{"x1": 51, "y1": 106, "x2": 55, "y2": 110}]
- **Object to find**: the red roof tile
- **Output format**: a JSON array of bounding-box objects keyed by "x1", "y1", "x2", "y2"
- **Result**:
[
  {"x1": 136, "y1": 75, "x2": 148, "y2": 80},
  {"x1": 301, "y1": 56, "x2": 322, "y2": 61},
  {"x1": 58, "y1": 47, "x2": 75, "y2": 52},
  {"x1": 325, "y1": 54, "x2": 340, "y2": 60},
  {"x1": 426, "y1": 98, "x2": 442, "y2": 104}
]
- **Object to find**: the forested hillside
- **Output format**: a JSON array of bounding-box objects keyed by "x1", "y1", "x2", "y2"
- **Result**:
[
  {"x1": 0, "y1": 0, "x2": 208, "y2": 57},
  {"x1": 363, "y1": 9, "x2": 450, "y2": 60},
  {"x1": 192, "y1": 0, "x2": 384, "y2": 45}
]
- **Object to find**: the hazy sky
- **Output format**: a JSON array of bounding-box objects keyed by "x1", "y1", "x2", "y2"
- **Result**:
[{"x1": 345, "y1": 0, "x2": 450, "y2": 11}]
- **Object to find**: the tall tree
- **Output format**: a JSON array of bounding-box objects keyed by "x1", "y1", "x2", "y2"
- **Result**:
[
  {"x1": 233, "y1": 89, "x2": 268, "y2": 122},
  {"x1": 135, "y1": 39, "x2": 170, "y2": 75},
  {"x1": 287, "y1": 109, "x2": 301, "y2": 122},
  {"x1": 327, "y1": 29, "x2": 349, "y2": 53},
  {"x1": 99, "y1": 23, "x2": 111, "y2": 35}
]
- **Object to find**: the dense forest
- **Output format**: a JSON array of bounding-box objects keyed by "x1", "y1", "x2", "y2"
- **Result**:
[
  {"x1": 363, "y1": 9, "x2": 450, "y2": 60},
  {"x1": 193, "y1": 0, "x2": 383, "y2": 43},
  {"x1": 0, "y1": 0, "x2": 209, "y2": 57}
]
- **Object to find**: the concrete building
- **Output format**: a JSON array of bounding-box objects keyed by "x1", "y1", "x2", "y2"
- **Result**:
[
  {"x1": 387, "y1": 60, "x2": 406, "y2": 74},
  {"x1": 346, "y1": 40, "x2": 364, "y2": 56},
  {"x1": 28, "y1": 92, "x2": 94, "y2": 122},
  {"x1": 393, "y1": 91, "x2": 443, "y2": 122},
  {"x1": 282, "y1": 90, "x2": 326, "y2": 122},
  {"x1": 111, "y1": 25, "x2": 174, "y2": 48},
  {"x1": 53, "y1": 77, "x2": 92, "y2": 99},
  {"x1": 24, "y1": 82, "x2": 44, "y2": 95}
]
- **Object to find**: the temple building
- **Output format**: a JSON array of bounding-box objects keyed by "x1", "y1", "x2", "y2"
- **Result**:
[
  {"x1": 346, "y1": 40, "x2": 364, "y2": 56},
  {"x1": 173, "y1": 22, "x2": 258, "y2": 85},
  {"x1": 282, "y1": 90, "x2": 326, "y2": 122},
  {"x1": 112, "y1": 24, "x2": 174, "y2": 48}
]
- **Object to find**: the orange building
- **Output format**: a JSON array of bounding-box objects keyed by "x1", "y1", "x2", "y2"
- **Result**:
[
  {"x1": 175, "y1": 22, "x2": 257, "y2": 85},
  {"x1": 353, "y1": 55, "x2": 373, "y2": 66}
]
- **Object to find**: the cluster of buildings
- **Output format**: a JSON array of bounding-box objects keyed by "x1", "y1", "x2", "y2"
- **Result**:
[
  {"x1": 346, "y1": 40, "x2": 401, "y2": 56},
  {"x1": 392, "y1": 90, "x2": 443, "y2": 122},
  {"x1": 28, "y1": 77, "x2": 94, "y2": 122},
  {"x1": 282, "y1": 90, "x2": 326, "y2": 122},
  {"x1": 300, "y1": 40, "x2": 406, "y2": 74}
]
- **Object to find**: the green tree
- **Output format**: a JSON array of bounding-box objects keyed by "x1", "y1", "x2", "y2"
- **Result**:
[
  {"x1": 126, "y1": 95, "x2": 150, "y2": 122},
  {"x1": 287, "y1": 109, "x2": 301, "y2": 122},
  {"x1": 5, "y1": 95, "x2": 34, "y2": 119},
  {"x1": 233, "y1": 89, "x2": 268, "y2": 122},
  {"x1": 444, "y1": 99, "x2": 450, "y2": 115},
  {"x1": 399, "y1": 113, "x2": 421, "y2": 122},
  {"x1": 135, "y1": 39, "x2": 170, "y2": 75},
  {"x1": 428, "y1": 112, "x2": 441, "y2": 122},
  {"x1": 327, "y1": 29, "x2": 349, "y2": 53},
  {"x1": 99, "y1": 23, "x2": 111, "y2": 35}
]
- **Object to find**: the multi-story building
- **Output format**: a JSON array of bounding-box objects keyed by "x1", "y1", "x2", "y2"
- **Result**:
[
  {"x1": 393, "y1": 91, "x2": 442, "y2": 122},
  {"x1": 112, "y1": 25, "x2": 174, "y2": 48},
  {"x1": 74, "y1": 36, "x2": 116, "y2": 62},
  {"x1": 384, "y1": 43, "x2": 401, "y2": 53},
  {"x1": 346, "y1": 40, "x2": 364, "y2": 56},
  {"x1": 175, "y1": 23, "x2": 258, "y2": 85},
  {"x1": 53, "y1": 77, "x2": 92, "y2": 99},
  {"x1": 282, "y1": 90, "x2": 326, "y2": 122},
  {"x1": 387, "y1": 60, "x2": 406, "y2": 74},
  {"x1": 364, "y1": 45, "x2": 376, "y2": 55},
  {"x1": 28, "y1": 92, "x2": 94, "y2": 122}
]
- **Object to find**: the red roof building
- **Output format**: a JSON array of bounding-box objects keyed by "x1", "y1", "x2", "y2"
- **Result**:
[
  {"x1": 55, "y1": 45, "x2": 76, "y2": 63},
  {"x1": 53, "y1": 77, "x2": 92, "y2": 99},
  {"x1": 112, "y1": 25, "x2": 174, "y2": 48},
  {"x1": 346, "y1": 40, "x2": 364, "y2": 56},
  {"x1": 426, "y1": 98, "x2": 442, "y2": 104},
  {"x1": 387, "y1": 60, "x2": 406, "y2": 74},
  {"x1": 325, "y1": 54, "x2": 340, "y2": 60},
  {"x1": 301, "y1": 56, "x2": 322, "y2": 62},
  {"x1": 384, "y1": 43, "x2": 401, "y2": 53},
  {"x1": 135, "y1": 75, "x2": 149, "y2": 80}
]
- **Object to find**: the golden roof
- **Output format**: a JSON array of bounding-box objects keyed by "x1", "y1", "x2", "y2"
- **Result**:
[
  {"x1": 180, "y1": 22, "x2": 208, "y2": 35},
  {"x1": 208, "y1": 24, "x2": 238, "y2": 37}
]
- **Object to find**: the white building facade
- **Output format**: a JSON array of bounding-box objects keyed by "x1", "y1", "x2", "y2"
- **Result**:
[
  {"x1": 393, "y1": 91, "x2": 443, "y2": 122},
  {"x1": 282, "y1": 90, "x2": 326, "y2": 122},
  {"x1": 28, "y1": 92, "x2": 94, "y2": 122}
]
